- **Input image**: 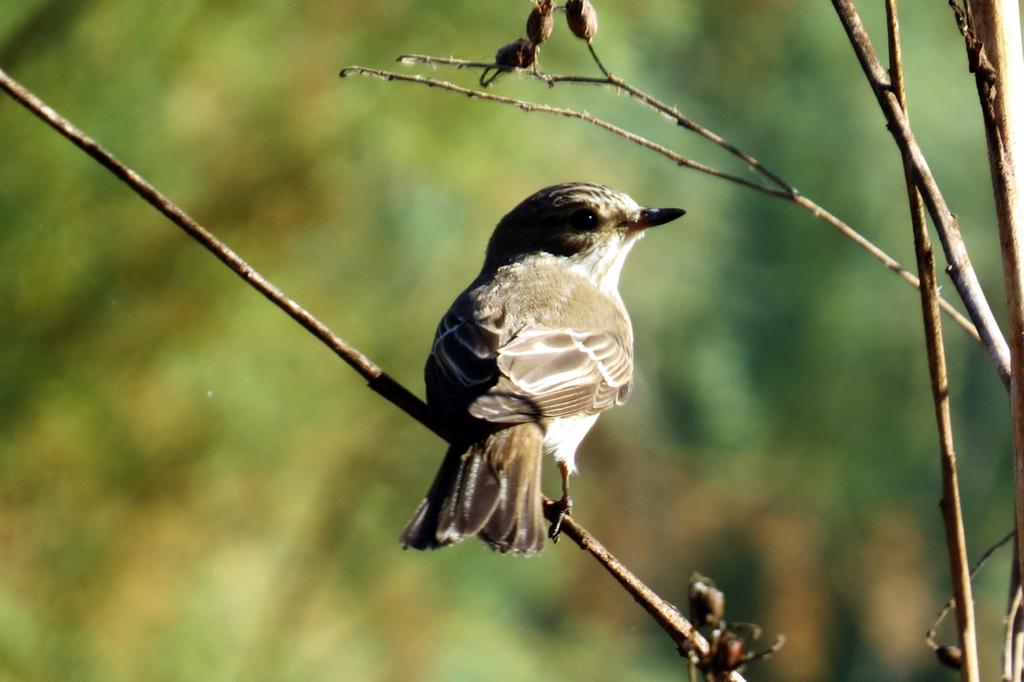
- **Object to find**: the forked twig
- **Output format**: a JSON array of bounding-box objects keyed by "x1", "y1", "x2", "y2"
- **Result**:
[
  {"x1": 398, "y1": 53, "x2": 794, "y2": 193},
  {"x1": 341, "y1": 66, "x2": 784, "y2": 196},
  {"x1": 0, "y1": 65, "x2": 741, "y2": 679},
  {"x1": 925, "y1": 529, "x2": 1013, "y2": 663}
]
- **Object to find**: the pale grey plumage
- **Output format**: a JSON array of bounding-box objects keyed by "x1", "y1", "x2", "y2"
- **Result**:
[{"x1": 426, "y1": 256, "x2": 634, "y2": 427}]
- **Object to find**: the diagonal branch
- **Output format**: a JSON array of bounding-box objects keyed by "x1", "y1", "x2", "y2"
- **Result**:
[
  {"x1": 397, "y1": 53, "x2": 794, "y2": 194},
  {"x1": 0, "y1": 65, "x2": 740, "y2": 679},
  {"x1": 340, "y1": 61, "x2": 983, "y2": 348},
  {"x1": 341, "y1": 66, "x2": 786, "y2": 197},
  {"x1": 885, "y1": 1, "x2": 979, "y2": 678},
  {"x1": 832, "y1": 0, "x2": 1011, "y2": 390},
  {"x1": 0, "y1": 67, "x2": 443, "y2": 444},
  {"x1": 544, "y1": 506, "x2": 714, "y2": 660}
]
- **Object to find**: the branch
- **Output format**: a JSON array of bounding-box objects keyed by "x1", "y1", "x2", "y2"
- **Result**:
[
  {"x1": 340, "y1": 59, "x2": 985, "y2": 356},
  {"x1": 0, "y1": 65, "x2": 739, "y2": 678},
  {"x1": 927, "y1": 530, "x2": 1013, "y2": 660},
  {"x1": 341, "y1": 66, "x2": 785, "y2": 197},
  {"x1": 957, "y1": 0, "x2": 1024, "y2": 639},
  {"x1": 832, "y1": 0, "x2": 1011, "y2": 390},
  {"x1": 0, "y1": 68, "x2": 441, "y2": 444},
  {"x1": 543, "y1": 507, "x2": 716, "y2": 660},
  {"x1": 884, "y1": 3, "x2": 979, "y2": 678},
  {"x1": 398, "y1": 53, "x2": 794, "y2": 194}
]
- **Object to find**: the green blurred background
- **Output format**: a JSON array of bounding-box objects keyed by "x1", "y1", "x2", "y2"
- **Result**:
[{"x1": 0, "y1": 1, "x2": 1017, "y2": 679}]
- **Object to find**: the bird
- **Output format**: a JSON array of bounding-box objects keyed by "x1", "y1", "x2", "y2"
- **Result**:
[{"x1": 400, "y1": 183, "x2": 685, "y2": 555}]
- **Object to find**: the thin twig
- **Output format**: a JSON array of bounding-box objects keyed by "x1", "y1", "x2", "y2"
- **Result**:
[
  {"x1": 341, "y1": 66, "x2": 785, "y2": 197},
  {"x1": 348, "y1": 60, "x2": 982, "y2": 344},
  {"x1": 586, "y1": 40, "x2": 611, "y2": 79},
  {"x1": 542, "y1": 504, "x2": 719, "y2": 661},
  {"x1": 0, "y1": 68, "x2": 443, "y2": 443},
  {"x1": 396, "y1": 54, "x2": 496, "y2": 70},
  {"x1": 927, "y1": 530, "x2": 1015, "y2": 652},
  {"x1": 0, "y1": 65, "x2": 740, "y2": 677},
  {"x1": 789, "y1": 193, "x2": 977, "y2": 340},
  {"x1": 397, "y1": 53, "x2": 794, "y2": 194},
  {"x1": 885, "y1": 2, "x2": 979, "y2": 679},
  {"x1": 832, "y1": 0, "x2": 1011, "y2": 391}
]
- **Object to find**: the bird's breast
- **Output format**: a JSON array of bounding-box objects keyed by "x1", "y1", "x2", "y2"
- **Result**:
[{"x1": 477, "y1": 254, "x2": 634, "y2": 341}]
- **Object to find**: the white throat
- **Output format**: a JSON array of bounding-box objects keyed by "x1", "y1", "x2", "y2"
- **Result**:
[{"x1": 568, "y1": 230, "x2": 643, "y2": 295}]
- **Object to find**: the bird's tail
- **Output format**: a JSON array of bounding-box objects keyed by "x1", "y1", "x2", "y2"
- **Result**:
[{"x1": 400, "y1": 422, "x2": 546, "y2": 555}]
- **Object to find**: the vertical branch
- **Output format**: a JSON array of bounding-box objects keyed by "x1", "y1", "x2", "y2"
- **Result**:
[
  {"x1": 885, "y1": 3, "x2": 979, "y2": 678},
  {"x1": 961, "y1": 0, "x2": 1024, "y2": 612}
]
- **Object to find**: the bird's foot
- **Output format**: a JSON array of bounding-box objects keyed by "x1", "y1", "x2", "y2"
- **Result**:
[{"x1": 547, "y1": 494, "x2": 573, "y2": 542}]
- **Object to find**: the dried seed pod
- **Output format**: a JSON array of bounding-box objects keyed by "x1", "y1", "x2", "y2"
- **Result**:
[
  {"x1": 935, "y1": 645, "x2": 963, "y2": 670},
  {"x1": 688, "y1": 572, "x2": 726, "y2": 627},
  {"x1": 494, "y1": 38, "x2": 537, "y2": 69},
  {"x1": 526, "y1": 0, "x2": 554, "y2": 45},
  {"x1": 565, "y1": 0, "x2": 598, "y2": 41},
  {"x1": 710, "y1": 631, "x2": 745, "y2": 673}
]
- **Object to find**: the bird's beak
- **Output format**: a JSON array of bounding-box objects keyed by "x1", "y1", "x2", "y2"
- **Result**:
[{"x1": 630, "y1": 207, "x2": 686, "y2": 230}]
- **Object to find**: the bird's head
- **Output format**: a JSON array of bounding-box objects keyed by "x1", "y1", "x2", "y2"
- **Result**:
[{"x1": 483, "y1": 183, "x2": 684, "y2": 288}]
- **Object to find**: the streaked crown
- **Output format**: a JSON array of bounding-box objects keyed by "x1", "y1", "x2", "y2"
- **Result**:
[
  {"x1": 484, "y1": 183, "x2": 641, "y2": 266},
  {"x1": 482, "y1": 184, "x2": 684, "y2": 290}
]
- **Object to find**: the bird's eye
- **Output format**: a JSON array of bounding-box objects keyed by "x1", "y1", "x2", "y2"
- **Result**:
[{"x1": 569, "y1": 209, "x2": 598, "y2": 231}]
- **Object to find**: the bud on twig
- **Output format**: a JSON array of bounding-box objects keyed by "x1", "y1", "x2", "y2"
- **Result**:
[
  {"x1": 526, "y1": 0, "x2": 554, "y2": 45},
  {"x1": 689, "y1": 572, "x2": 726, "y2": 627},
  {"x1": 494, "y1": 38, "x2": 537, "y2": 69},
  {"x1": 706, "y1": 630, "x2": 746, "y2": 676},
  {"x1": 565, "y1": 0, "x2": 598, "y2": 41},
  {"x1": 935, "y1": 644, "x2": 963, "y2": 670},
  {"x1": 482, "y1": 38, "x2": 538, "y2": 86}
]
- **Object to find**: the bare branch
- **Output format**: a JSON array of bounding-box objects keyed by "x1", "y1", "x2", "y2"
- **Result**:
[
  {"x1": 884, "y1": 2, "x2": 979, "y2": 678},
  {"x1": 832, "y1": 0, "x2": 1011, "y2": 390},
  {"x1": 0, "y1": 67, "x2": 444, "y2": 443},
  {"x1": 341, "y1": 65, "x2": 787, "y2": 197},
  {"x1": 958, "y1": 0, "x2": 1024, "y2": 634},
  {"x1": 544, "y1": 506, "x2": 721, "y2": 663},
  {"x1": 0, "y1": 65, "x2": 736, "y2": 676},
  {"x1": 927, "y1": 530, "x2": 1014, "y2": 652},
  {"x1": 788, "y1": 194, "x2": 977, "y2": 340},
  {"x1": 397, "y1": 53, "x2": 795, "y2": 194}
]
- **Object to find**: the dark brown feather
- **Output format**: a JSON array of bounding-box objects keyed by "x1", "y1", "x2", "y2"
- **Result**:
[{"x1": 400, "y1": 423, "x2": 546, "y2": 555}]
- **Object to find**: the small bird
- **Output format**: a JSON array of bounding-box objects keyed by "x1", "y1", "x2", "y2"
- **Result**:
[{"x1": 400, "y1": 183, "x2": 684, "y2": 555}]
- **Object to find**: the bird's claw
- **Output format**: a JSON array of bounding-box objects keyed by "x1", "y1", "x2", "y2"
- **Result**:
[{"x1": 547, "y1": 494, "x2": 573, "y2": 542}]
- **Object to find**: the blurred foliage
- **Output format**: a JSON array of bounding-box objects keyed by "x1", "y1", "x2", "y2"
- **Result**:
[{"x1": 0, "y1": 1, "x2": 1017, "y2": 680}]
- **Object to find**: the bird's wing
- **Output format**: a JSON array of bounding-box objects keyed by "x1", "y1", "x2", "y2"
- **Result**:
[
  {"x1": 468, "y1": 328, "x2": 633, "y2": 424},
  {"x1": 424, "y1": 308, "x2": 503, "y2": 422}
]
